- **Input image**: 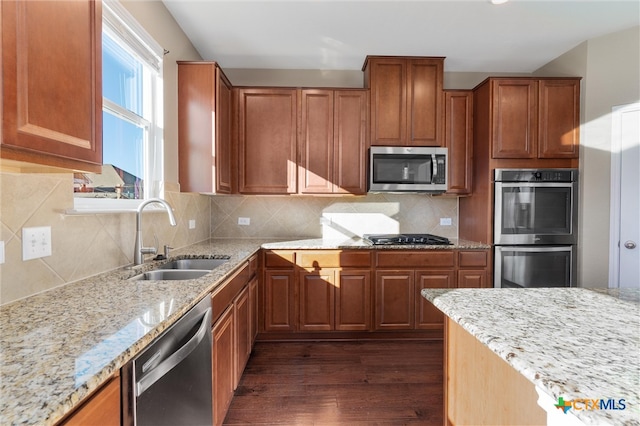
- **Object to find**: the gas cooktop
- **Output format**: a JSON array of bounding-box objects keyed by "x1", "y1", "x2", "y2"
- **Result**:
[{"x1": 363, "y1": 233, "x2": 452, "y2": 246}]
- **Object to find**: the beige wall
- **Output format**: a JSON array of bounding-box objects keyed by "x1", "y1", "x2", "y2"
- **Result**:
[{"x1": 535, "y1": 26, "x2": 640, "y2": 287}]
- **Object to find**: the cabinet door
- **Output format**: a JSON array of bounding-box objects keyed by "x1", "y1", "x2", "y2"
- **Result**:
[
  {"x1": 445, "y1": 90, "x2": 473, "y2": 194},
  {"x1": 299, "y1": 90, "x2": 334, "y2": 194},
  {"x1": 374, "y1": 270, "x2": 414, "y2": 330},
  {"x1": 299, "y1": 269, "x2": 335, "y2": 331},
  {"x1": 61, "y1": 376, "x2": 120, "y2": 426},
  {"x1": 491, "y1": 80, "x2": 538, "y2": 159},
  {"x1": 216, "y1": 69, "x2": 233, "y2": 192},
  {"x1": 538, "y1": 79, "x2": 580, "y2": 159},
  {"x1": 177, "y1": 62, "x2": 232, "y2": 193},
  {"x1": 234, "y1": 285, "x2": 251, "y2": 389},
  {"x1": 458, "y1": 270, "x2": 489, "y2": 288},
  {"x1": 1, "y1": 0, "x2": 102, "y2": 172},
  {"x1": 212, "y1": 306, "x2": 234, "y2": 426},
  {"x1": 368, "y1": 58, "x2": 407, "y2": 146},
  {"x1": 415, "y1": 270, "x2": 454, "y2": 330},
  {"x1": 407, "y1": 58, "x2": 444, "y2": 146},
  {"x1": 238, "y1": 88, "x2": 298, "y2": 194},
  {"x1": 336, "y1": 269, "x2": 371, "y2": 331},
  {"x1": 249, "y1": 275, "x2": 259, "y2": 344},
  {"x1": 334, "y1": 90, "x2": 368, "y2": 194},
  {"x1": 263, "y1": 269, "x2": 296, "y2": 332}
]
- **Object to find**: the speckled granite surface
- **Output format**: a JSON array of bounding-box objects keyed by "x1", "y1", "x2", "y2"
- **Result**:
[
  {"x1": 421, "y1": 287, "x2": 640, "y2": 426},
  {"x1": 0, "y1": 239, "x2": 269, "y2": 426},
  {"x1": 261, "y1": 237, "x2": 490, "y2": 250},
  {"x1": 0, "y1": 236, "x2": 488, "y2": 425}
]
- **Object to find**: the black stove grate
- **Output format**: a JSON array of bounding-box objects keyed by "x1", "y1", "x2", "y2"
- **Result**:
[{"x1": 364, "y1": 233, "x2": 452, "y2": 245}]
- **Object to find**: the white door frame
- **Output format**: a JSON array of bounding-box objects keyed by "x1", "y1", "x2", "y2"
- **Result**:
[{"x1": 608, "y1": 102, "x2": 640, "y2": 288}]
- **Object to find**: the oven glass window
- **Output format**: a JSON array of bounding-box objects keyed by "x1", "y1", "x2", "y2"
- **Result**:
[
  {"x1": 500, "y1": 187, "x2": 572, "y2": 235},
  {"x1": 499, "y1": 249, "x2": 572, "y2": 288},
  {"x1": 372, "y1": 154, "x2": 433, "y2": 184}
]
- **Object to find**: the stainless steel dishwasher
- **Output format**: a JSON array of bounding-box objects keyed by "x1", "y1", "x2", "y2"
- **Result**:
[{"x1": 130, "y1": 296, "x2": 213, "y2": 426}]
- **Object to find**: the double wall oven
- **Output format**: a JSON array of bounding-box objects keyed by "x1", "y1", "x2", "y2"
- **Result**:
[{"x1": 494, "y1": 169, "x2": 579, "y2": 288}]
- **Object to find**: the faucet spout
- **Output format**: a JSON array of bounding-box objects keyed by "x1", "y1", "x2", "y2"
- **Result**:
[{"x1": 134, "y1": 198, "x2": 177, "y2": 265}]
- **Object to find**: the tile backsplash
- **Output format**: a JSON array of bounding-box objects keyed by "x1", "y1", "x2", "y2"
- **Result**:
[
  {"x1": 0, "y1": 171, "x2": 459, "y2": 305},
  {"x1": 210, "y1": 193, "x2": 458, "y2": 240},
  {"x1": 0, "y1": 172, "x2": 210, "y2": 305}
]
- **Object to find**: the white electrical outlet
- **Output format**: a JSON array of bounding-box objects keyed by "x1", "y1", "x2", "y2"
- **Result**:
[
  {"x1": 22, "y1": 226, "x2": 52, "y2": 261},
  {"x1": 440, "y1": 218, "x2": 452, "y2": 226},
  {"x1": 189, "y1": 219, "x2": 196, "y2": 229},
  {"x1": 238, "y1": 217, "x2": 250, "y2": 226},
  {"x1": 0, "y1": 241, "x2": 5, "y2": 265}
]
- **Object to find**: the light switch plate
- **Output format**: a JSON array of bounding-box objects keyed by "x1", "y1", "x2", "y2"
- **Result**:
[
  {"x1": 440, "y1": 218, "x2": 452, "y2": 226},
  {"x1": 238, "y1": 217, "x2": 250, "y2": 226},
  {"x1": 22, "y1": 226, "x2": 52, "y2": 261},
  {"x1": 189, "y1": 219, "x2": 196, "y2": 229},
  {"x1": 0, "y1": 241, "x2": 5, "y2": 265}
]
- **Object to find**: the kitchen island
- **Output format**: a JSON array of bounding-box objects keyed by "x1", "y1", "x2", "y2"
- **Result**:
[{"x1": 422, "y1": 287, "x2": 640, "y2": 426}]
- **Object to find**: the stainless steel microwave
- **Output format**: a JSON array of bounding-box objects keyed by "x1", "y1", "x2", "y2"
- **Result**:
[{"x1": 368, "y1": 146, "x2": 448, "y2": 193}]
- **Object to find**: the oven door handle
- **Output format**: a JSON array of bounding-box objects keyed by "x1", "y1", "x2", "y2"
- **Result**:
[
  {"x1": 496, "y1": 246, "x2": 573, "y2": 253},
  {"x1": 498, "y1": 182, "x2": 573, "y2": 188},
  {"x1": 136, "y1": 307, "x2": 212, "y2": 397}
]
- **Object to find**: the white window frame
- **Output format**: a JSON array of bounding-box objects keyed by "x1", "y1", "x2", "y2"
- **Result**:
[{"x1": 72, "y1": 0, "x2": 164, "y2": 213}]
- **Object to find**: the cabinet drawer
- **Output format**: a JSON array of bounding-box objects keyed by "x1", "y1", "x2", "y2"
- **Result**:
[
  {"x1": 297, "y1": 250, "x2": 372, "y2": 268},
  {"x1": 376, "y1": 251, "x2": 455, "y2": 268},
  {"x1": 458, "y1": 251, "x2": 488, "y2": 268},
  {"x1": 264, "y1": 250, "x2": 295, "y2": 268}
]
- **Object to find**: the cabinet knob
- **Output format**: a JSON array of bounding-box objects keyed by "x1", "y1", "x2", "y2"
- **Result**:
[{"x1": 623, "y1": 241, "x2": 637, "y2": 250}]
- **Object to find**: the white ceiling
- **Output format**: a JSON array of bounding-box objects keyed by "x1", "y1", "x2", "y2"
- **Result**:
[{"x1": 162, "y1": 0, "x2": 640, "y2": 73}]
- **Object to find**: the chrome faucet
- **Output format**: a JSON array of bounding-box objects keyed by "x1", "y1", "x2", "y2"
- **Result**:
[{"x1": 134, "y1": 198, "x2": 177, "y2": 265}]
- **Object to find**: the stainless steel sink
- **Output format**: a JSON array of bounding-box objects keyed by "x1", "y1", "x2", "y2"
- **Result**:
[
  {"x1": 130, "y1": 269, "x2": 210, "y2": 281},
  {"x1": 161, "y1": 258, "x2": 229, "y2": 270}
]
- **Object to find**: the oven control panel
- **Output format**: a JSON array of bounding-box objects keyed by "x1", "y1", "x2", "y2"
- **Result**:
[{"x1": 495, "y1": 168, "x2": 578, "y2": 183}]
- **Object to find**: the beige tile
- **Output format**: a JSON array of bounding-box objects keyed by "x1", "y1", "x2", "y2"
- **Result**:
[
  {"x1": 0, "y1": 172, "x2": 69, "y2": 233},
  {"x1": 68, "y1": 228, "x2": 129, "y2": 282}
]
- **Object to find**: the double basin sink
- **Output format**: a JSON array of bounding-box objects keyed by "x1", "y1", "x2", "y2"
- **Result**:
[{"x1": 130, "y1": 257, "x2": 230, "y2": 281}]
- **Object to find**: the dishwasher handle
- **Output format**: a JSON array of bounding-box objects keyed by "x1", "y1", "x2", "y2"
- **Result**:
[{"x1": 136, "y1": 307, "x2": 212, "y2": 397}]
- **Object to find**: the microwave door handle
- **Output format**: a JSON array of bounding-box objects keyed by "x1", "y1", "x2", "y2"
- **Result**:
[{"x1": 432, "y1": 155, "x2": 437, "y2": 177}]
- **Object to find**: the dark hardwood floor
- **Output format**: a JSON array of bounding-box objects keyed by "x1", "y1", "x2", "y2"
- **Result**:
[{"x1": 223, "y1": 340, "x2": 444, "y2": 425}]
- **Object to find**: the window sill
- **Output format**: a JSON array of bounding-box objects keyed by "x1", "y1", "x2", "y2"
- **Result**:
[{"x1": 67, "y1": 198, "x2": 169, "y2": 214}]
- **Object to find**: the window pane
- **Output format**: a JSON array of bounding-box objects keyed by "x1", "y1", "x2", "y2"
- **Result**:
[
  {"x1": 103, "y1": 31, "x2": 143, "y2": 116},
  {"x1": 102, "y1": 111, "x2": 145, "y2": 199}
]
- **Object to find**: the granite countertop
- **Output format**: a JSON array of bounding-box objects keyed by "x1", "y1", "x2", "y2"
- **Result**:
[
  {"x1": 421, "y1": 287, "x2": 640, "y2": 426},
  {"x1": 261, "y1": 237, "x2": 490, "y2": 250},
  {"x1": 0, "y1": 236, "x2": 489, "y2": 425},
  {"x1": 0, "y1": 239, "x2": 270, "y2": 426}
]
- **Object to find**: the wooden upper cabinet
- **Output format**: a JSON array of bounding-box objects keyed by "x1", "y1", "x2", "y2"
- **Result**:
[
  {"x1": 538, "y1": 79, "x2": 580, "y2": 158},
  {"x1": 237, "y1": 88, "x2": 298, "y2": 194},
  {"x1": 364, "y1": 56, "x2": 444, "y2": 147},
  {"x1": 444, "y1": 90, "x2": 473, "y2": 194},
  {"x1": 483, "y1": 77, "x2": 581, "y2": 160},
  {"x1": 299, "y1": 89, "x2": 368, "y2": 195},
  {"x1": 299, "y1": 90, "x2": 334, "y2": 194},
  {"x1": 491, "y1": 79, "x2": 538, "y2": 159},
  {"x1": 1, "y1": 0, "x2": 102, "y2": 172},
  {"x1": 177, "y1": 62, "x2": 233, "y2": 193}
]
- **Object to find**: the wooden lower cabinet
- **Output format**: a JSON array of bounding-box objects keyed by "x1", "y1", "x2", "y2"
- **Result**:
[
  {"x1": 416, "y1": 270, "x2": 455, "y2": 329},
  {"x1": 264, "y1": 269, "x2": 296, "y2": 332},
  {"x1": 374, "y1": 270, "x2": 415, "y2": 330},
  {"x1": 298, "y1": 268, "x2": 372, "y2": 331},
  {"x1": 261, "y1": 249, "x2": 490, "y2": 337},
  {"x1": 249, "y1": 276, "x2": 259, "y2": 344},
  {"x1": 374, "y1": 269, "x2": 455, "y2": 331},
  {"x1": 234, "y1": 284, "x2": 251, "y2": 386},
  {"x1": 59, "y1": 375, "x2": 120, "y2": 426},
  {"x1": 212, "y1": 306, "x2": 234, "y2": 426}
]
